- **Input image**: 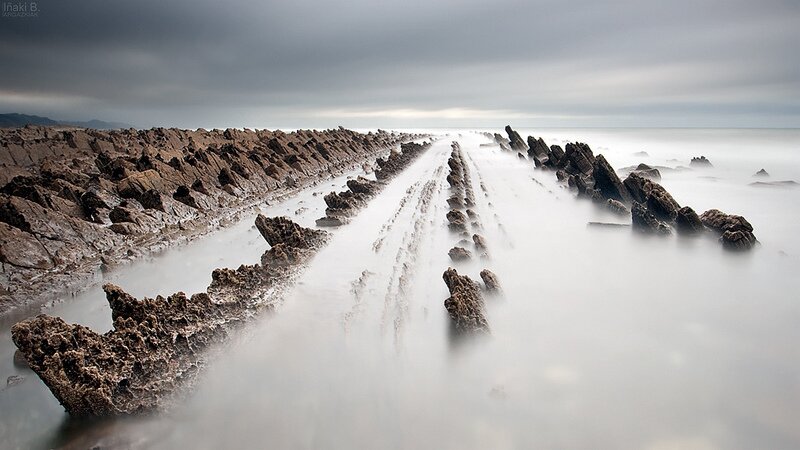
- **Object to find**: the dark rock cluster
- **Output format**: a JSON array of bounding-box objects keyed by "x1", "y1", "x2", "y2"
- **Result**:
[
  {"x1": 440, "y1": 142, "x2": 502, "y2": 334},
  {"x1": 12, "y1": 215, "x2": 327, "y2": 416},
  {"x1": 0, "y1": 126, "x2": 425, "y2": 312},
  {"x1": 498, "y1": 126, "x2": 758, "y2": 250}
]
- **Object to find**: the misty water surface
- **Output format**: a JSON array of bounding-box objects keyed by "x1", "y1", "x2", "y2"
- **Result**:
[{"x1": 2, "y1": 129, "x2": 800, "y2": 450}]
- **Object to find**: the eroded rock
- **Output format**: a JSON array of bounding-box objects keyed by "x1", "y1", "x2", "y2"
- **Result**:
[{"x1": 442, "y1": 268, "x2": 489, "y2": 334}]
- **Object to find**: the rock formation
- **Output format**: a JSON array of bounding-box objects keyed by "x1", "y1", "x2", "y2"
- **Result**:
[
  {"x1": 0, "y1": 126, "x2": 424, "y2": 313},
  {"x1": 479, "y1": 269, "x2": 501, "y2": 293},
  {"x1": 631, "y1": 202, "x2": 671, "y2": 235},
  {"x1": 12, "y1": 215, "x2": 326, "y2": 416},
  {"x1": 690, "y1": 156, "x2": 713, "y2": 167},
  {"x1": 504, "y1": 126, "x2": 527, "y2": 152},
  {"x1": 442, "y1": 268, "x2": 489, "y2": 334},
  {"x1": 675, "y1": 206, "x2": 705, "y2": 235},
  {"x1": 699, "y1": 209, "x2": 758, "y2": 250}
]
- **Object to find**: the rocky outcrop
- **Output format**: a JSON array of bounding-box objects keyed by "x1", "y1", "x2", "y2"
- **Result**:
[
  {"x1": 504, "y1": 126, "x2": 527, "y2": 152},
  {"x1": 0, "y1": 126, "x2": 423, "y2": 312},
  {"x1": 12, "y1": 215, "x2": 326, "y2": 416},
  {"x1": 593, "y1": 155, "x2": 630, "y2": 202},
  {"x1": 526, "y1": 136, "x2": 550, "y2": 165},
  {"x1": 690, "y1": 156, "x2": 713, "y2": 167},
  {"x1": 622, "y1": 173, "x2": 680, "y2": 222},
  {"x1": 753, "y1": 169, "x2": 769, "y2": 177},
  {"x1": 374, "y1": 141, "x2": 430, "y2": 181},
  {"x1": 442, "y1": 268, "x2": 489, "y2": 334},
  {"x1": 315, "y1": 141, "x2": 431, "y2": 226},
  {"x1": 559, "y1": 143, "x2": 595, "y2": 176},
  {"x1": 448, "y1": 246, "x2": 472, "y2": 261},
  {"x1": 479, "y1": 269, "x2": 501, "y2": 294},
  {"x1": 675, "y1": 206, "x2": 704, "y2": 235},
  {"x1": 606, "y1": 199, "x2": 629, "y2": 215},
  {"x1": 631, "y1": 202, "x2": 671, "y2": 235},
  {"x1": 699, "y1": 209, "x2": 758, "y2": 250},
  {"x1": 630, "y1": 163, "x2": 661, "y2": 180}
]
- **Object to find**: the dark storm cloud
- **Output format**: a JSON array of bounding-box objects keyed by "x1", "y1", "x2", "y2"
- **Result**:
[{"x1": 1, "y1": 0, "x2": 798, "y2": 128}]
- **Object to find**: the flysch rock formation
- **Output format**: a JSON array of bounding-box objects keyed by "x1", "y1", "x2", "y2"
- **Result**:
[
  {"x1": 0, "y1": 126, "x2": 426, "y2": 313},
  {"x1": 11, "y1": 215, "x2": 326, "y2": 416},
  {"x1": 315, "y1": 141, "x2": 432, "y2": 226},
  {"x1": 494, "y1": 126, "x2": 758, "y2": 251},
  {"x1": 442, "y1": 267, "x2": 489, "y2": 334}
]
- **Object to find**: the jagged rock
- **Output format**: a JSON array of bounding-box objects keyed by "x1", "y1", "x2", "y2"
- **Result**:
[
  {"x1": 559, "y1": 143, "x2": 595, "y2": 175},
  {"x1": 472, "y1": 233, "x2": 488, "y2": 251},
  {"x1": 721, "y1": 230, "x2": 758, "y2": 251},
  {"x1": 446, "y1": 209, "x2": 468, "y2": 232},
  {"x1": 442, "y1": 268, "x2": 489, "y2": 334},
  {"x1": 109, "y1": 206, "x2": 136, "y2": 224},
  {"x1": 504, "y1": 126, "x2": 527, "y2": 152},
  {"x1": 699, "y1": 209, "x2": 753, "y2": 234},
  {"x1": 675, "y1": 206, "x2": 704, "y2": 234},
  {"x1": 254, "y1": 215, "x2": 327, "y2": 249},
  {"x1": 753, "y1": 169, "x2": 769, "y2": 177},
  {"x1": 526, "y1": 136, "x2": 550, "y2": 162},
  {"x1": 631, "y1": 163, "x2": 661, "y2": 180},
  {"x1": 593, "y1": 154, "x2": 630, "y2": 202},
  {"x1": 346, "y1": 176, "x2": 381, "y2": 195},
  {"x1": 631, "y1": 202, "x2": 671, "y2": 234},
  {"x1": 556, "y1": 170, "x2": 569, "y2": 182},
  {"x1": 448, "y1": 246, "x2": 472, "y2": 261},
  {"x1": 0, "y1": 126, "x2": 424, "y2": 311},
  {"x1": 699, "y1": 209, "x2": 757, "y2": 250},
  {"x1": 479, "y1": 269, "x2": 501, "y2": 293},
  {"x1": 690, "y1": 156, "x2": 713, "y2": 167},
  {"x1": 547, "y1": 145, "x2": 565, "y2": 167},
  {"x1": 446, "y1": 195, "x2": 464, "y2": 209},
  {"x1": 606, "y1": 199, "x2": 629, "y2": 215},
  {"x1": 623, "y1": 172, "x2": 680, "y2": 221},
  {"x1": 11, "y1": 284, "x2": 247, "y2": 416}
]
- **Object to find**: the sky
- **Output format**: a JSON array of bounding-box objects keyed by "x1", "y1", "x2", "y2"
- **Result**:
[{"x1": 1, "y1": 0, "x2": 799, "y2": 129}]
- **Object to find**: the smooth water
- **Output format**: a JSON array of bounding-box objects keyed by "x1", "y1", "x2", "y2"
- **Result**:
[{"x1": 2, "y1": 129, "x2": 799, "y2": 449}]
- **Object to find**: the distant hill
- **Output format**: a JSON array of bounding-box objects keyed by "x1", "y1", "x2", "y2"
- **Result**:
[{"x1": 0, "y1": 113, "x2": 132, "y2": 130}]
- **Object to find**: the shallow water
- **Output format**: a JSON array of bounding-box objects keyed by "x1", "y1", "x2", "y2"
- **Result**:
[{"x1": 2, "y1": 129, "x2": 800, "y2": 449}]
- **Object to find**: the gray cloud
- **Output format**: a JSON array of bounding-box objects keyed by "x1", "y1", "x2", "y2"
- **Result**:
[{"x1": 1, "y1": 0, "x2": 798, "y2": 128}]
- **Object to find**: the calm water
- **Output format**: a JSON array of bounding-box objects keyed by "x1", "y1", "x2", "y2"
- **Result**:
[{"x1": 2, "y1": 129, "x2": 799, "y2": 449}]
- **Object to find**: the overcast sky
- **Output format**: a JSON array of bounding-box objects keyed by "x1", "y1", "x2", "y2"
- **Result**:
[{"x1": 1, "y1": 0, "x2": 799, "y2": 129}]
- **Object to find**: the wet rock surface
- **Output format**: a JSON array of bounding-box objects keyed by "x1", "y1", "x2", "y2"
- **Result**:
[
  {"x1": 442, "y1": 268, "x2": 489, "y2": 334},
  {"x1": 448, "y1": 246, "x2": 472, "y2": 261},
  {"x1": 479, "y1": 269, "x2": 501, "y2": 294},
  {"x1": 699, "y1": 209, "x2": 758, "y2": 250},
  {"x1": 0, "y1": 126, "x2": 424, "y2": 313},
  {"x1": 593, "y1": 154, "x2": 631, "y2": 202},
  {"x1": 675, "y1": 206, "x2": 705, "y2": 235},
  {"x1": 631, "y1": 202, "x2": 671, "y2": 235},
  {"x1": 11, "y1": 216, "x2": 329, "y2": 416}
]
